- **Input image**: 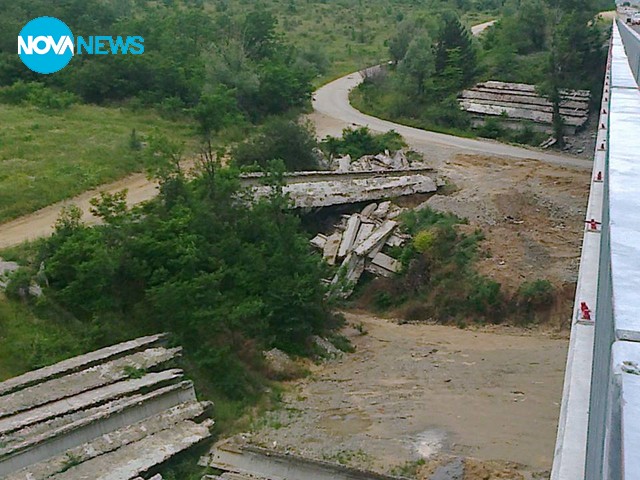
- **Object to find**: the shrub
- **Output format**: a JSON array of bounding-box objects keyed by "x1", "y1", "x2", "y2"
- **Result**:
[
  {"x1": 518, "y1": 279, "x2": 555, "y2": 308},
  {"x1": 233, "y1": 117, "x2": 319, "y2": 171},
  {"x1": 0, "y1": 82, "x2": 77, "y2": 110},
  {"x1": 320, "y1": 126, "x2": 406, "y2": 159}
]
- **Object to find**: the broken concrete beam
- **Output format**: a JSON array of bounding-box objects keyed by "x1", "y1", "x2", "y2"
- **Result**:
[
  {"x1": 354, "y1": 222, "x2": 375, "y2": 249},
  {"x1": 0, "y1": 347, "x2": 181, "y2": 419},
  {"x1": 251, "y1": 174, "x2": 437, "y2": 209},
  {"x1": 354, "y1": 220, "x2": 397, "y2": 257},
  {"x1": 7, "y1": 400, "x2": 209, "y2": 480},
  {"x1": 49, "y1": 419, "x2": 214, "y2": 480},
  {"x1": 0, "y1": 334, "x2": 168, "y2": 397},
  {"x1": 331, "y1": 253, "x2": 366, "y2": 298},
  {"x1": 310, "y1": 234, "x2": 327, "y2": 250},
  {"x1": 1, "y1": 381, "x2": 198, "y2": 477},
  {"x1": 338, "y1": 215, "x2": 362, "y2": 258},
  {"x1": 373, "y1": 201, "x2": 391, "y2": 219},
  {"x1": 202, "y1": 439, "x2": 408, "y2": 480},
  {"x1": 323, "y1": 232, "x2": 342, "y2": 266},
  {"x1": 0, "y1": 370, "x2": 184, "y2": 437},
  {"x1": 371, "y1": 252, "x2": 402, "y2": 274},
  {"x1": 361, "y1": 203, "x2": 377, "y2": 218},
  {"x1": 386, "y1": 234, "x2": 408, "y2": 248}
]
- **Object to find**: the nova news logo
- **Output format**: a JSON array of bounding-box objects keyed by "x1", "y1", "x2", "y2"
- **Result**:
[{"x1": 18, "y1": 16, "x2": 144, "y2": 74}]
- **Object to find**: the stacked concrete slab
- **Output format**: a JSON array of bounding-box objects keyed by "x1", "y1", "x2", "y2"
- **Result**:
[
  {"x1": 459, "y1": 81, "x2": 590, "y2": 134},
  {"x1": 311, "y1": 202, "x2": 408, "y2": 297},
  {"x1": 0, "y1": 334, "x2": 213, "y2": 480}
]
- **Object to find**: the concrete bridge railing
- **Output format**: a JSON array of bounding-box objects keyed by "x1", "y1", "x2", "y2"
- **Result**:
[{"x1": 551, "y1": 20, "x2": 640, "y2": 480}]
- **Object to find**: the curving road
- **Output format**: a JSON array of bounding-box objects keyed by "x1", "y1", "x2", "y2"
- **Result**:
[
  {"x1": 312, "y1": 72, "x2": 593, "y2": 170},
  {"x1": 0, "y1": 19, "x2": 592, "y2": 249}
]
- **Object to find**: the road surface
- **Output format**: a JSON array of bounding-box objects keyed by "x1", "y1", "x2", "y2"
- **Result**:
[
  {"x1": 312, "y1": 72, "x2": 593, "y2": 170},
  {"x1": 0, "y1": 19, "x2": 592, "y2": 249},
  {"x1": 471, "y1": 19, "x2": 496, "y2": 35}
]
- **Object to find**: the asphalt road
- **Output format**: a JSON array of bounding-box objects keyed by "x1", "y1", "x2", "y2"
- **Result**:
[{"x1": 313, "y1": 73, "x2": 593, "y2": 170}]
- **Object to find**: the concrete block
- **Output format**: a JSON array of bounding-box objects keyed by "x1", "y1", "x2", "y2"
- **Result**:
[
  {"x1": 0, "y1": 347, "x2": 181, "y2": 419},
  {"x1": 371, "y1": 252, "x2": 401, "y2": 274},
  {"x1": 354, "y1": 221, "x2": 397, "y2": 257},
  {"x1": 323, "y1": 233, "x2": 342, "y2": 266},
  {"x1": 310, "y1": 234, "x2": 327, "y2": 250},
  {"x1": 0, "y1": 334, "x2": 168, "y2": 397},
  {"x1": 338, "y1": 215, "x2": 362, "y2": 258},
  {"x1": 354, "y1": 223, "x2": 375, "y2": 250},
  {"x1": 361, "y1": 203, "x2": 378, "y2": 218},
  {"x1": 0, "y1": 370, "x2": 184, "y2": 436},
  {"x1": 49, "y1": 419, "x2": 214, "y2": 480}
]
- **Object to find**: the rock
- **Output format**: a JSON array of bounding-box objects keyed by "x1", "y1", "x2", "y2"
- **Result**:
[
  {"x1": 263, "y1": 349, "x2": 299, "y2": 380},
  {"x1": 311, "y1": 336, "x2": 342, "y2": 359},
  {"x1": 0, "y1": 259, "x2": 20, "y2": 289}
]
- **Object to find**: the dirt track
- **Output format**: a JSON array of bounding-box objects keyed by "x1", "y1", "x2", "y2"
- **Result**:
[{"x1": 247, "y1": 312, "x2": 567, "y2": 478}]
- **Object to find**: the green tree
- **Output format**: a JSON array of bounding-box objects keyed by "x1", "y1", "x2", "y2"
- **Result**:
[
  {"x1": 233, "y1": 117, "x2": 319, "y2": 171},
  {"x1": 434, "y1": 14, "x2": 476, "y2": 87},
  {"x1": 400, "y1": 34, "x2": 435, "y2": 96}
]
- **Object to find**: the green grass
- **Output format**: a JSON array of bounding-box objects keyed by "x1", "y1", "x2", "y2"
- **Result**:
[
  {"x1": 0, "y1": 295, "x2": 87, "y2": 380},
  {"x1": 206, "y1": 1, "x2": 499, "y2": 86},
  {"x1": 0, "y1": 103, "x2": 194, "y2": 223}
]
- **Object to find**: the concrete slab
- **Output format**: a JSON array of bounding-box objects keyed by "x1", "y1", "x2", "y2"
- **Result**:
[
  {"x1": 7, "y1": 400, "x2": 209, "y2": 480},
  {"x1": 0, "y1": 370, "x2": 184, "y2": 436},
  {"x1": 1, "y1": 382, "x2": 198, "y2": 477},
  {"x1": 0, "y1": 334, "x2": 167, "y2": 397},
  {"x1": 338, "y1": 215, "x2": 362, "y2": 258},
  {"x1": 354, "y1": 221, "x2": 397, "y2": 256},
  {"x1": 0, "y1": 347, "x2": 181, "y2": 419},
  {"x1": 49, "y1": 419, "x2": 213, "y2": 480},
  {"x1": 323, "y1": 233, "x2": 342, "y2": 266}
]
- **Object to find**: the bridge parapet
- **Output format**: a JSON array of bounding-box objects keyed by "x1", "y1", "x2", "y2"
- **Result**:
[{"x1": 552, "y1": 20, "x2": 640, "y2": 480}]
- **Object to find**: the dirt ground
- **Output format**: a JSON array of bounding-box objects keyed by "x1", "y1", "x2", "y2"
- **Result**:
[
  {"x1": 246, "y1": 312, "x2": 567, "y2": 479},
  {"x1": 427, "y1": 154, "x2": 589, "y2": 300}
]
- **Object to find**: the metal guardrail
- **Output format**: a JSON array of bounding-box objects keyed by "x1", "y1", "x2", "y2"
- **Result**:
[{"x1": 552, "y1": 20, "x2": 640, "y2": 480}]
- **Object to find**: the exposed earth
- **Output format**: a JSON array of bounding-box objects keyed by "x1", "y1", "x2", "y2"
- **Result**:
[{"x1": 245, "y1": 311, "x2": 567, "y2": 479}]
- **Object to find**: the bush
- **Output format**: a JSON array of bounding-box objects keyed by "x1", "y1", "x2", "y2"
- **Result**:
[
  {"x1": 518, "y1": 279, "x2": 555, "y2": 307},
  {"x1": 321, "y1": 127, "x2": 406, "y2": 159},
  {"x1": 0, "y1": 82, "x2": 77, "y2": 110},
  {"x1": 233, "y1": 117, "x2": 319, "y2": 171},
  {"x1": 477, "y1": 117, "x2": 504, "y2": 139}
]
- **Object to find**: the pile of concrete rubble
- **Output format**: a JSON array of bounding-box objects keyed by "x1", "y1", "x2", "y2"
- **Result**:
[
  {"x1": 310, "y1": 201, "x2": 409, "y2": 297},
  {"x1": 330, "y1": 150, "x2": 420, "y2": 172}
]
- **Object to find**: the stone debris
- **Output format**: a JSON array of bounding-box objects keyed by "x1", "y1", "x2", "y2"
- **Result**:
[
  {"x1": 0, "y1": 259, "x2": 19, "y2": 289},
  {"x1": 311, "y1": 203, "x2": 409, "y2": 297},
  {"x1": 333, "y1": 150, "x2": 417, "y2": 173},
  {"x1": 460, "y1": 80, "x2": 590, "y2": 134},
  {"x1": 311, "y1": 336, "x2": 343, "y2": 359},
  {"x1": 0, "y1": 335, "x2": 213, "y2": 480},
  {"x1": 247, "y1": 150, "x2": 437, "y2": 209}
]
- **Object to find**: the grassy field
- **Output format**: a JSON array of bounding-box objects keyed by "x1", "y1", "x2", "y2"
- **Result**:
[
  {"x1": 216, "y1": 1, "x2": 498, "y2": 85},
  {"x1": 0, "y1": 104, "x2": 194, "y2": 223},
  {"x1": 0, "y1": 294, "x2": 87, "y2": 380}
]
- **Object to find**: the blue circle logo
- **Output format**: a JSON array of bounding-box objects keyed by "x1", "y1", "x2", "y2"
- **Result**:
[{"x1": 18, "y1": 17, "x2": 74, "y2": 74}]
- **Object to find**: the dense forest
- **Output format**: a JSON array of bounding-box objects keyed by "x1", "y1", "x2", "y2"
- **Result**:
[{"x1": 352, "y1": 0, "x2": 615, "y2": 143}]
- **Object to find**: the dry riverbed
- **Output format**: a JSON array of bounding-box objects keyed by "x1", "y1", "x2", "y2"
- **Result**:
[{"x1": 245, "y1": 312, "x2": 567, "y2": 479}]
